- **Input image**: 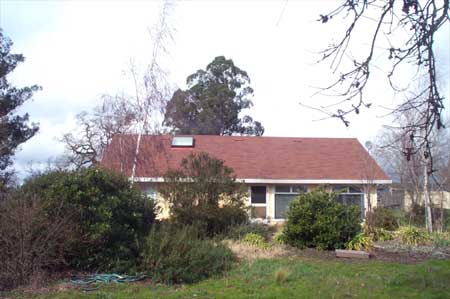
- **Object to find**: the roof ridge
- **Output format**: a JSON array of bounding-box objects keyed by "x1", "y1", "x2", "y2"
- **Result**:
[{"x1": 113, "y1": 133, "x2": 359, "y2": 140}]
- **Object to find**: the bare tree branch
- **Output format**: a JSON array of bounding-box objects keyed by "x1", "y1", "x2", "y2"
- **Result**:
[{"x1": 313, "y1": 0, "x2": 448, "y2": 161}]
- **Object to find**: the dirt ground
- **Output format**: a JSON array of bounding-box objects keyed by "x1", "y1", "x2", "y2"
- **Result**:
[{"x1": 224, "y1": 239, "x2": 450, "y2": 264}]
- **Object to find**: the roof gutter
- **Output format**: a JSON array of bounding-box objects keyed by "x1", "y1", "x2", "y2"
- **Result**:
[{"x1": 131, "y1": 177, "x2": 392, "y2": 185}]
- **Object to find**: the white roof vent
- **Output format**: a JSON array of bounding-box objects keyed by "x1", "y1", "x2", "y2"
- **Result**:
[{"x1": 171, "y1": 136, "x2": 194, "y2": 147}]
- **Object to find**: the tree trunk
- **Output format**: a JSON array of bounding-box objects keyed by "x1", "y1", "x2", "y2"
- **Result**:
[
  {"x1": 423, "y1": 161, "x2": 433, "y2": 232},
  {"x1": 439, "y1": 191, "x2": 444, "y2": 232},
  {"x1": 130, "y1": 133, "x2": 142, "y2": 184}
]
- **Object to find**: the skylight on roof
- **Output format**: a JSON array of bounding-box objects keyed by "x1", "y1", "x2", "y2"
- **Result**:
[{"x1": 171, "y1": 136, "x2": 194, "y2": 147}]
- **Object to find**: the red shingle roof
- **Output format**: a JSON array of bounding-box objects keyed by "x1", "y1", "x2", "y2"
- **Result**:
[{"x1": 100, "y1": 135, "x2": 390, "y2": 181}]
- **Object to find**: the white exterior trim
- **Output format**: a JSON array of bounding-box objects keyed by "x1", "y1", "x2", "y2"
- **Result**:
[
  {"x1": 133, "y1": 177, "x2": 165, "y2": 182},
  {"x1": 239, "y1": 178, "x2": 392, "y2": 184},
  {"x1": 132, "y1": 177, "x2": 392, "y2": 185}
]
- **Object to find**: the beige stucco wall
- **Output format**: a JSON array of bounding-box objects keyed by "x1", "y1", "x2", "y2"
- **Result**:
[
  {"x1": 250, "y1": 184, "x2": 378, "y2": 223},
  {"x1": 137, "y1": 182, "x2": 170, "y2": 220},
  {"x1": 138, "y1": 182, "x2": 380, "y2": 222},
  {"x1": 404, "y1": 191, "x2": 450, "y2": 210}
]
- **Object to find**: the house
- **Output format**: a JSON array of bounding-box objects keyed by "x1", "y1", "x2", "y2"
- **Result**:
[{"x1": 101, "y1": 134, "x2": 391, "y2": 222}]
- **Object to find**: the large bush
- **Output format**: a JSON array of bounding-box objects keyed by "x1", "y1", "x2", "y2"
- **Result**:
[
  {"x1": 20, "y1": 167, "x2": 156, "y2": 272},
  {"x1": 283, "y1": 189, "x2": 361, "y2": 250},
  {"x1": 0, "y1": 192, "x2": 72, "y2": 291},
  {"x1": 365, "y1": 207, "x2": 399, "y2": 230},
  {"x1": 159, "y1": 152, "x2": 248, "y2": 236},
  {"x1": 141, "y1": 224, "x2": 235, "y2": 284}
]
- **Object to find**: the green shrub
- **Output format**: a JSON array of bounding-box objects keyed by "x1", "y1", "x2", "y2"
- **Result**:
[
  {"x1": 159, "y1": 152, "x2": 249, "y2": 236},
  {"x1": 283, "y1": 189, "x2": 361, "y2": 250},
  {"x1": 141, "y1": 224, "x2": 235, "y2": 284},
  {"x1": 365, "y1": 207, "x2": 399, "y2": 230},
  {"x1": 346, "y1": 233, "x2": 373, "y2": 251},
  {"x1": 397, "y1": 226, "x2": 430, "y2": 246},
  {"x1": 21, "y1": 167, "x2": 156, "y2": 272},
  {"x1": 363, "y1": 224, "x2": 394, "y2": 242},
  {"x1": 273, "y1": 231, "x2": 287, "y2": 245},
  {"x1": 243, "y1": 233, "x2": 270, "y2": 249},
  {"x1": 225, "y1": 222, "x2": 272, "y2": 240},
  {"x1": 372, "y1": 228, "x2": 394, "y2": 241},
  {"x1": 431, "y1": 232, "x2": 450, "y2": 248}
]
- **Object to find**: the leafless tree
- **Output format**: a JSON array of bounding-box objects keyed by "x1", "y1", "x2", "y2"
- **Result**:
[
  {"x1": 373, "y1": 107, "x2": 450, "y2": 231},
  {"x1": 0, "y1": 192, "x2": 75, "y2": 290},
  {"x1": 128, "y1": 0, "x2": 175, "y2": 181},
  {"x1": 61, "y1": 94, "x2": 137, "y2": 169},
  {"x1": 362, "y1": 141, "x2": 381, "y2": 214},
  {"x1": 61, "y1": 0, "x2": 175, "y2": 171},
  {"x1": 429, "y1": 126, "x2": 450, "y2": 231},
  {"x1": 309, "y1": 0, "x2": 449, "y2": 162}
]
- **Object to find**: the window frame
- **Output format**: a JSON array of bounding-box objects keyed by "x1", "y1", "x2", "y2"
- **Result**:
[
  {"x1": 273, "y1": 185, "x2": 307, "y2": 220},
  {"x1": 250, "y1": 186, "x2": 267, "y2": 219},
  {"x1": 144, "y1": 184, "x2": 157, "y2": 201},
  {"x1": 333, "y1": 185, "x2": 365, "y2": 218},
  {"x1": 171, "y1": 136, "x2": 195, "y2": 147}
]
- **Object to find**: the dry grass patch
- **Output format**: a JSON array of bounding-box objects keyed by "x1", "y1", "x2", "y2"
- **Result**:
[{"x1": 222, "y1": 239, "x2": 335, "y2": 261}]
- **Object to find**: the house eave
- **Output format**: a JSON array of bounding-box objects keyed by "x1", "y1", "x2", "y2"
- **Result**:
[{"x1": 132, "y1": 177, "x2": 392, "y2": 185}]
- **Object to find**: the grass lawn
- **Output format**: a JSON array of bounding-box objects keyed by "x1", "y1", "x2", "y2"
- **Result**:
[{"x1": 7, "y1": 257, "x2": 450, "y2": 299}]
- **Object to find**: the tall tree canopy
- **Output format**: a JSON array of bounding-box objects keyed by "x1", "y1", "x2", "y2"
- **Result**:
[
  {"x1": 0, "y1": 29, "x2": 39, "y2": 187},
  {"x1": 163, "y1": 56, "x2": 264, "y2": 136}
]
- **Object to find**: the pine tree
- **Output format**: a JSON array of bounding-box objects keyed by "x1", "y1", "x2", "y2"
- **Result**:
[{"x1": 0, "y1": 29, "x2": 39, "y2": 188}]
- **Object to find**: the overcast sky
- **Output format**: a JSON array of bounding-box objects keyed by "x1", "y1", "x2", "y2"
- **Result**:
[{"x1": 1, "y1": 0, "x2": 449, "y2": 179}]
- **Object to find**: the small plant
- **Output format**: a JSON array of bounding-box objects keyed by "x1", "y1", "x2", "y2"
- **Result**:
[
  {"x1": 397, "y1": 226, "x2": 430, "y2": 246},
  {"x1": 431, "y1": 232, "x2": 450, "y2": 248},
  {"x1": 273, "y1": 231, "x2": 286, "y2": 245},
  {"x1": 375, "y1": 228, "x2": 394, "y2": 241},
  {"x1": 274, "y1": 267, "x2": 290, "y2": 284},
  {"x1": 363, "y1": 225, "x2": 394, "y2": 242},
  {"x1": 225, "y1": 222, "x2": 271, "y2": 240},
  {"x1": 365, "y1": 207, "x2": 399, "y2": 230},
  {"x1": 346, "y1": 233, "x2": 373, "y2": 251},
  {"x1": 243, "y1": 233, "x2": 270, "y2": 249}
]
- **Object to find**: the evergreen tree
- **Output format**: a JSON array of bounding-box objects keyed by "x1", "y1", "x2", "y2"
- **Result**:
[
  {"x1": 0, "y1": 29, "x2": 39, "y2": 188},
  {"x1": 164, "y1": 56, "x2": 264, "y2": 136}
]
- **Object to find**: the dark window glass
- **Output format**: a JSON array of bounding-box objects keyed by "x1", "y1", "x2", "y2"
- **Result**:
[
  {"x1": 348, "y1": 186, "x2": 362, "y2": 193},
  {"x1": 337, "y1": 194, "x2": 364, "y2": 218},
  {"x1": 275, "y1": 194, "x2": 297, "y2": 219},
  {"x1": 292, "y1": 185, "x2": 307, "y2": 193},
  {"x1": 332, "y1": 185, "x2": 348, "y2": 193},
  {"x1": 251, "y1": 186, "x2": 266, "y2": 204},
  {"x1": 275, "y1": 185, "x2": 291, "y2": 193}
]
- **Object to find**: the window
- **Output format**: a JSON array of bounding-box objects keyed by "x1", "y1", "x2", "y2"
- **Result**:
[
  {"x1": 274, "y1": 185, "x2": 307, "y2": 219},
  {"x1": 144, "y1": 185, "x2": 157, "y2": 200},
  {"x1": 251, "y1": 186, "x2": 266, "y2": 204},
  {"x1": 333, "y1": 185, "x2": 364, "y2": 218},
  {"x1": 250, "y1": 186, "x2": 266, "y2": 218},
  {"x1": 171, "y1": 136, "x2": 194, "y2": 147}
]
